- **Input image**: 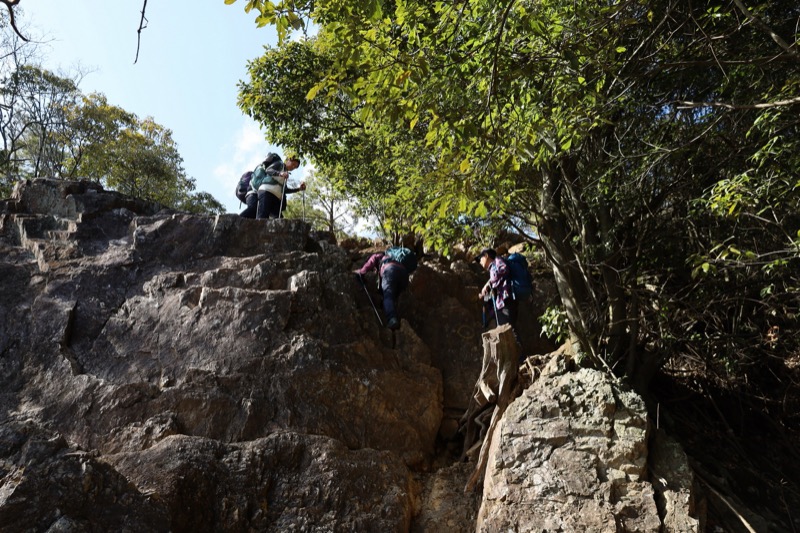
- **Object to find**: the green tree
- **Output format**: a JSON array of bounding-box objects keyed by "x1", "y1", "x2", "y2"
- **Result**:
[
  {"x1": 58, "y1": 92, "x2": 136, "y2": 180},
  {"x1": 300, "y1": 167, "x2": 356, "y2": 234},
  {"x1": 231, "y1": 0, "x2": 800, "y2": 392},
  {"x1": 0, "y1": 63, "x2": 79, "y2": 184},
  {"x1": 1, "y1": 22, "x2": 224, "y2": 213},
  {"x1": 176, "y1": 190, "x2": 226, "y2": 215},
  {"x1": 238, "y1": 38, "x2": 453, "y2": 244},
  {"x1": 64, "y1": 96, "x2": 225, "y2": 214}
]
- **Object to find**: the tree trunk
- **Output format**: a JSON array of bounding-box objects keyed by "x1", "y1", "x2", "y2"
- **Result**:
[{"x1": 536, "y1": 162, "x2": 599, "y2": 364}]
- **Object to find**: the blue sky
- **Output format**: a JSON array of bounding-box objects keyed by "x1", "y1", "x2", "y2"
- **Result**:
[{"x1": 17, "y1": 1, "x2": 306, "y2": 214}]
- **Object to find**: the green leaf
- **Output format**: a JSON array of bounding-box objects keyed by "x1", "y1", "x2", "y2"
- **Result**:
[{"x1": 306, "y1": 81, "x2": 326, "y2": 101}]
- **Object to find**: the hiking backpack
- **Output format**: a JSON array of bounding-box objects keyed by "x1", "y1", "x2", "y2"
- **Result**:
[
  {"x1": 249, "y1": 153, "x2": 283, "y2": 190},
  {"x1": 383, "y1": 246, "x2": 418, "y2": 273},
  {"x1": 505, "y1": 252, "x2": 533, "y2": 300},
  {"x1": 235, "y1": 171, "x2": 253, "y2": 203},
  {"x1": 262, "y1": 152, "x2": 280, "y2": 167}
]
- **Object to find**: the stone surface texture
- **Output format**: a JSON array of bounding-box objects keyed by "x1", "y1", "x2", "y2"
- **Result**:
[
  {"x1": 0, "y1": 179, "x2": 697, "y2": 532},
  {"x1": 477, "y1": 355, "x2": 700, "y2": 532}
]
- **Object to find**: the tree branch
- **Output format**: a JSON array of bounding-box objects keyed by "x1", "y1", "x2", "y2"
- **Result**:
[
  {"x1": 730, "y1": 0, "x2": 800, "y2": 60},
  {"x1": 676, "y1": 95, "x2": 800, "y2": 110},
  {"x1": 1, "y1": 0, "x2": 29, "y2": 42},
  {"x1": 134, "y1": 0, "x2": 149, "y2": 64}
]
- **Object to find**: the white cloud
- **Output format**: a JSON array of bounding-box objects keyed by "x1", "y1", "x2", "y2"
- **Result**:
[
  {"x1": 212, "y1": 118, "x2": 272, "y2": 186},
  {"x1": 211, "y1": 117, "x2": 289, "y2": 213}
]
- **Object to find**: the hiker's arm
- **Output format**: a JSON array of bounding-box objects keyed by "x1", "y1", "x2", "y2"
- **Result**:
[
  {"x1": 478, "y1": 280, "x2": 491, "y2": 298},
  {"x1": 285, "y1": 182, "x2": 306, "y2": 194},
  {"x1": 264, "y1": 161, "x2": 285, "y2": 177},
  {"x1": 358, "y1": 253, "x2": 384, "y2": 275}
]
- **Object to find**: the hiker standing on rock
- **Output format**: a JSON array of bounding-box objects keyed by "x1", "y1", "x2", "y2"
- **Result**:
[
  {"x1": 356, "y1": 246, "x2": 417, "y2": 330},
  {"x1": 240, "y1": 152, "x2": 305, "y2": 219},
  {"x1": 476, "y1": 248, "x2": 519, "y2": 332}
]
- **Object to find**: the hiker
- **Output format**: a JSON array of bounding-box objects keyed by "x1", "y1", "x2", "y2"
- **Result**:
[
  {"x1": 476, "y1": 248, "x2": 519, "y2": 333},
  {"x1": 356, "y1": 247, "x2": 417, "y2": 330},
  {"x1": 240, "y1": 153, "x2": 305, "y2": 219}
]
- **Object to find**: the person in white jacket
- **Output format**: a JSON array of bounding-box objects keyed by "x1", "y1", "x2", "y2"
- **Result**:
[{"x1": 246, "y1": 153, "x2": 304, "y2": 219}]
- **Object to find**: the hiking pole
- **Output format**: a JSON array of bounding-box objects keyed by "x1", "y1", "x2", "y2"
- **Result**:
[
  {"x1": 280, "y1": 173, "x2": 288, "y2": 219},
  {"x1": 491, "y1": 293, "x2": 500, "y2": 326},
  {"x1": 302, "y1": 189, "x2": 306, "y2": 222},
  {"x1": 481, "y1": 294, "x2": 492, "y2": 329},
  {"x1": 357, "y1": 273, "x2": 384, "y2": 327}
]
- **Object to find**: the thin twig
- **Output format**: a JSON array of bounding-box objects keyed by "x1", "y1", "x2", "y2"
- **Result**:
[{"x1": 134, "y1": 0, "x2": 149, "y2": 64}]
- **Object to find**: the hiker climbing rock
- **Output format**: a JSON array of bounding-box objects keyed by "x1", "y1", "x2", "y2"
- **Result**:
[
  {"x1": 476, "y1": 248, "x2": 519, "y2": 337},
  {"x1": 239, "y1": 152, "x2": 305, "y2": 219},
  {"x1": 356, "y1": 246, "x2": 417, "y2": 330}
]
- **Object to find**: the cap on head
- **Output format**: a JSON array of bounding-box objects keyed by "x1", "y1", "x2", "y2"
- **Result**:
[{"x1": 474, "y1": 248, "x2": 497, "y2": 263}]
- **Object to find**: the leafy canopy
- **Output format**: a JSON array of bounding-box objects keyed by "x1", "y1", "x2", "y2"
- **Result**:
[{"x1": 231, "y1": 0, "x2": 800, "y2": 393}]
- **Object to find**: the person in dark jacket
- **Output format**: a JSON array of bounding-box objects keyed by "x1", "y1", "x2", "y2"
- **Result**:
[
  {"x1": 357, "y1": 251, "x2": 410, "y2": 330},
  {"x1": 240, "y1": 153, "x2": 304, "y2": 219}
]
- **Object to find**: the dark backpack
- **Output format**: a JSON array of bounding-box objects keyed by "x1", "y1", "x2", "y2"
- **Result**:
[
  {"x1": 262, "y1": 152, "x2": 280, "y2": 167},
  {"x1": 505, "y1": 252, "x2": 533, "y2": 300},
  {"x1": 235, "y1": 171, "x2": 253, "y2": 202},
  {"x1": 383, "y1": 246, "x2": 418, "y2": 273}
]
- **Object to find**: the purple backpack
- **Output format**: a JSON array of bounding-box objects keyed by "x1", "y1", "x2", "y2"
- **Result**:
[{"x1": 235, "y1": 171, "x2": 253, "y2": 202}]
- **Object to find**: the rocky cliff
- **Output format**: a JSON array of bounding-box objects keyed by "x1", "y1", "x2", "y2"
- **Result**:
[{"x1": 0, "y1": 179, "x2": 699, "y2": 532}]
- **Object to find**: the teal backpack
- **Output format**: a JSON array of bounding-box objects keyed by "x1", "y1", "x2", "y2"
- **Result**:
[
  {"x1": 383, "y1": 246, "x2": 418, "y2": 273},
  {"x1": 249, "y1": 153, "x2": 282, "y2": 189}
]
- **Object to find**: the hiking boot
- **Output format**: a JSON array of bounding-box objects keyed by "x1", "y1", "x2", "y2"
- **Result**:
[{"x1": 387, "y1": 317, "x2": 400, "y2": 330}]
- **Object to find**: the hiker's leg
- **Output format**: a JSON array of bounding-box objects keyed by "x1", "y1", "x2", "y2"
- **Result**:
[
  {"x1": 497, "y1": 300, "x2": 523, "y2": 348},
  {"x1": 380, "y1": 276, "x2": 398, "y2": 322},
  {"x1": 496, "y1": 306, "x2": 511, "y2": 326},
  {"x1": 507, "y1": 298, "x2": 520, "y2": 328},
  {"x1": 265, "y1": 192, "x2": 282, "y2": 219},
  {"x1": 482, "y1": 298, "x2": 495, "y2": 329},
  {"x1": 380, "y1": 267, "x2": 407, "y2": 324},
  {"x1": 256, "y1": 190, "x2": 269, "y2": 219},
  {"x1": 381, "y1": 267, "x2": 404, "y2": 322},
  {"x1": 240, "y1": 194, "x2": 257, "y2": 218}
]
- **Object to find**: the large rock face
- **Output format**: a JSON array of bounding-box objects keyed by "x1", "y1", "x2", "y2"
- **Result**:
[
  {"x1": 477, "y1": 355, "x2": 699, "y2": 532},
  {"x1": 0, "y1": 179, "x2": 455, "y2": 531},
  {"x1": 0, "y1": 179, "x2": 697, "y2": 532}
]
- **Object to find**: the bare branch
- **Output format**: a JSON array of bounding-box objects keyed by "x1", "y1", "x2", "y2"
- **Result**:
[
  {"x1": 134, "y1": 0, "x2": 149, "y2": 64},
  {"x1": 1, "y1": 0, "x2": 29, "y2": 42},
  {"x1": 730, "y1": 0, "x2": 799, "y2": 60},
  {"x1": 676, "y1": 95, "x2": 800, "y2": 110}
]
